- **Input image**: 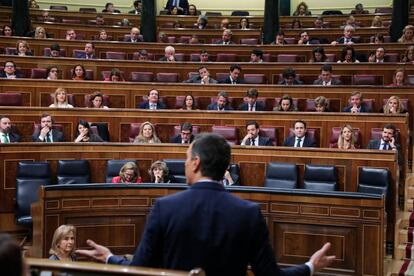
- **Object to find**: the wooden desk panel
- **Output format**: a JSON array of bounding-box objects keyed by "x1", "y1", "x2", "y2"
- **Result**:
[{"x1": 31, "y1": 184, "x2": 384, "y2": 275}]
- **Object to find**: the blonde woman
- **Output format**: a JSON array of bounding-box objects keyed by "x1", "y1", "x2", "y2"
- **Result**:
[
  {"x1": 398, "y1": 25, "x2": 414, "y2": 43},
  {"x1": 337, "y1": 124, "x2": 357, "y2": 149},
  {"x1": 49, "y1": 87, "x2": 74, "y2": 108},
  {"x1": 15, "y1": 40, "x2": 32, "y2": 56},
  {"x1": 34, "y1": 26, "x2": 46, "y2": 39},
  {"x1": 371, "y1": 16, "x2": 383, "y2": 27},
  {"x1": 49, "y1": 224, "x2": 76, "y2": 261},
  {"x1": 382, "y1": 96, "x2": 405, "y2": 114},
  {"x1": 133, "y1": 122, "x2": 161, "y2": 144},
  {"x1": 112, "y1": 162, "x2": 142, "y2": 183}
]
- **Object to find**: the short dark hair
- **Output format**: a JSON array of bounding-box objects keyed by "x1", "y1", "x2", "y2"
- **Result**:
[
  {"x1": 86, "y1": 42, "x2": 95, "y2": 49},
  {"x1": 0, "y1": 233, "x2": 23, "y2": 276},
  {"x1": 0, "y1": 115, "x2": 10, "y2": 121},
  {"x1": 251, "y1": 48, "x2": 263, "y2": 58},
  {"x1": 198, "y1": 65, "x2": 208, "y2": 72},
  {"x1": 384, "y1": 124, "x2": 396, "y2": 135},
  {"x1": 181, "y1": 122, "x2": 193, "y2": 132},
  {"x1": 246, "y1": 88, "x2": 258, "y2": 98},
  {"x1": 40, "y1": 113, "x2": 54, "y2": 123},
  {"x1": 50, "y1": 43, "x2": 60, "y2": 51},
  {"x1": 294, "y1": 119, "x2": 307, "y2": 129},
  {"x1": 321, "y1": 63, "x2": 332, "y2": 73},
  {"x1": 282, "y1": 67, "x2": 296, "y2": 79},
  {"x1": 246, "y1": 120, "x2": 259, "y2": 129},
  {"x1": 191, "y1": 133, "x2": 231, "y2": 181},
  {"x1": 230, "y1": 64, "x2": 241, "y2": 72}
]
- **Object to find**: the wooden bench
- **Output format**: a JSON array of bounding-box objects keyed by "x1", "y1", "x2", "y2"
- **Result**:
[{"x1": 31, "y1": 183, "x2": 385, "y2": 275}]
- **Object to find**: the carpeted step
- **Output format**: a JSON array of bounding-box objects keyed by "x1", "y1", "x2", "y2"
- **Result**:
[{"x1": 399, "y1": 259, "x2": 414, "y2": 275}]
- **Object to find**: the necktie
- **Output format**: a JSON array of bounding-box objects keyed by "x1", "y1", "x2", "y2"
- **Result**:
[
  {"x1": 150, "y1": 104, "x2": 156, "y2": 110},
  {"x1": 295, "y1": 137, "x2": 302, "y2": 147},
  {"x1": 46, "y1": 133, "x2": 51, "y2": 143},
  {"x1": 382, "y1": 143, "x2": 389, "y2": 150},
  {"x1": 3, "y1": 134, "x2": 9, "y2": 143},
  {"x1": 250, "y1": 139, "x2": 255, "y2": 146}
]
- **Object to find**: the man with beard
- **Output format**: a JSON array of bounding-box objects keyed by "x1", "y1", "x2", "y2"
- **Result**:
[{"x1": 0, "y1": 116, "x2": 20, "y2": 143}]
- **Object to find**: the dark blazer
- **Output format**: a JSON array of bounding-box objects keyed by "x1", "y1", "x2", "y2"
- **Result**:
[
  {"x1": 336, "y1": 37, "x2": 359, "y2": 44},
  {"x1": 170, "y1": 134, "x2": 195, "y2": 144},
  {"x1": 218, "y1": 76, "x2": 245, "y2": 84},
  {"x1": 6, "y1": 132, "x2": 21, "y2": 143},
  {"x1": 32, "y1": 129, "x2": 65, "y2": 142},
  {"x1": 14, "y1": 52, "x2": 33, "y2": 56},
  {"x1": 108, "y1": 181, "x2": 310, "y2": 276},
  {"x1": 283, "y1": 135, "x2": 317, "y2": 147},
  {"x1": 207, "y1": 103, "x2": 233, "y2": 111},
  {"x1": 137, "y1": 102, "x2": 167, "y2": 110},
  {"x1": 123, "y1": 36, "x2": 144, "y2": 43},
  {"x1": 75, "y1": 52, "x2": 96, "y2": 59},
  {"x1": 184, "y1": 76, "x2": 218, "y2": 84},
  {"x1": 244, "y1": 136, "x2": 273, "y2": 146},
  {"x1": 343, "y1": 103, "x2": 370, "y2": 113},
  {"x1": 238, "y1": 102, "x2": 265, "y2": 111},
  {"x1": 215, "y1": 40, "x2": 235, "y2": 45},
  {"x1": 278, "y1": 79, "x2": 303, "y2": 85},
  {"x1": 0, "y1": 71, "x2": 24, "y2": 78},
  {"x1": 367, "y1": 139, "x2": 402, "y2": 164},
  {"x1": 313, "y1": 78, "x2": 342, "y2": 85},
  {"x1": 165, "y1": 0, "x2": 189, "y2": 14},
  {"x1": 128, "y1": 9, "x2": 141, "y2": 14}
]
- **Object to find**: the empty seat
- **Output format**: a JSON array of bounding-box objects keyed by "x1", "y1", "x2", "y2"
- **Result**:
[
  {"x1": 5, "y1": 47, "x2": 16, "y2": 55},
  {"x1": 277, "y1": 54, "x2": 300, "y2": 62},
  {"x1": 369, "y1": 35, "x2": 391, "y2": 43},
  {"x1": 384, "y1": 53, "x2": 399, "y2": 62},
  {"x1": 178, "y1": 36, "x2": 191, "y2": 44},
  {"x1": 407, "y1": 75, "x2": 414, "y2": 85},
  {"x1": 303, "y1": 164, "x2": 337, "y2": 191},
  {"x1": 15, "y1": 161, "x2": 51, "y2": 226},
  {"x1": 215, "y1": 73, "x2": 229, "y2": 82},
  {"x1": 216, "y1": 53, "x2": 237, "y2": 62},
  {"x1": 57, "y1": 160, "x2": 90, "y2": 184},
  {"x1": 131, "y1": 72, "x2": 154, "y2": 82},
  {"x1": 362, "y1": 99, "x2": 375, "y2": 112},
  {"x1": 0, "y1": 93, "x2": 23, "y2": 106},
  {"x1": 79, "y1": 7, "x2": 97, "y2": 12},
  {"x1": 174, "y1": 53, "x2": 186, "y2": 61},
  {"x1": 72, "y1": 49, "x2": 85, "y2": 58},
  {"x1": 264, "y1": 162, "x2": 298, "y2": 189},
  {"x1": 231, "y1": 10, "x2": 249, "y2": 16},
  {"x1": 205, "y1": 12, "x2": 222, "y2": 16},
  {"x1": 357, "y1": 167, "x2": 390, "y2": 210},
  {"x1": 244, "y1": 74, "x2": 267, "y2": 84},
  {"x1": 353, "y1": 75, "x2": 383, "y2": 85},
  {"x1": 284, "y1": 38, "x2": 297, "y2": 44},
  {"x1": 262, "y1": 54, "x2": 272, "y2": 62},
  {"x1": 325, "y1": 54, "x2": 337, "y2": 62},
  {"x1": 167, "y1": 36, "x2": 177, "y2": 43},
  {"x1": 211, "y1": 126, "x2": 238, "y2": 145},
  {"x1": 240, "y1": 38, "x2": 258, "y2": 45},
  {"x1": 128, "y1": 123, "x2": 141, "y2": 142},
  {"x1": 50, "y1": 5, "x2": 68, "y2": 10},
  {"x1": 30, "y1": 68, "x2": 47, "y2": 79},
  {"x1": 156, "y1": 73, "x2": 179, "y2": 83},
  {"x1": 163, "y1": 159, "x2": 186, "y2": 183},
  {"x1": 106, "y1": 159, "x2": 137, "y2": 183},
  {"x1": 61, "y1": 19, "x2": 81, "y2": 24},
  {"x1": 259, "y1": 127, "x2": 277, "y2": 145},
  {"x1": 190, "y1": 53, "x2": 201, "y2": 62},
  {"x1": 44, "y1": 47, "x2": 66, "y2": 57},
  {"x1": 105, "y1": 51, "x2": 127, "y2": 60}
]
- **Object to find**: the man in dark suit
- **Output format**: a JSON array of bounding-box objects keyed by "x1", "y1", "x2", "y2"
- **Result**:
[
  {"x1": 313, "y1": 64, "x2": 342, "y2": 86},
  {"x1": 170, "y1": 122, "x2": 194, "y2": 144},
  {"x1": 77, "y1": 133, "x2": 335, "y2": 275},
  {"x1": 165, "y1": 0, "x2": 189, "y2": 15},
  {"x1": 215, "y1": 29, "x2": 235, "y2": 45},
  {"x1": 159, "y1": 46, "x2": 176, "y2": 62},
  {"x1": 0, "y1": 115, "x2": 20, "y2": 143},
  {"x1": 32, "y1": 114, "x2": 64, "y2": 142},
  {"x1": 75, "y1": 42, "x2": 96, "y2": 59},
  {"x1": 129, "y1": 0, "x2": 142, "y2": 14},
  {"x1": 207, "y1": 91, "x2": 233, "y2": 111},
  {"x1": 367, "y1": 124, "x2": 402, "y2": 165},
  {"x1": 343, "y1": 91, "x2": 370, "y2": 113},
  {"x1": 124, "y1": 27, "x2": 144, "y2": 43},
  {"x1": 283, "y1": 120, "x2": 317, "y2": 147},
  {"x1": 137, "y1": 89, "x2": 167, "y2": 110},
  {"x1": 298, "y1": 31, "x2": 319, "y2": 45},
  {"x1": 184, "y1": 66, "x2": 217, "y2": 84},
  {"x1": 0, "y1": 61, "x2": 24, "y2": 79},
  {"x1": 278, "y1": 67, "x2": 303, "y2": 85},
  {"x1": 238, "y1": 88, "x2": 265, "y2": 111},
  {"x1": 219, "y1": 64, "x2": 244, "y2": 84},
  {"x1": 240, "y1": 121, "x2": 273, "y2": 146},
  {"x1": 332, "y1": 25, "x2": 358, "y2": 45}
]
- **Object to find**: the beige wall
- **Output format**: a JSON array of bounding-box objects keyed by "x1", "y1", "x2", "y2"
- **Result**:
[{"x1": 37, "y1": 0, "x2": 391, "y2": 15}]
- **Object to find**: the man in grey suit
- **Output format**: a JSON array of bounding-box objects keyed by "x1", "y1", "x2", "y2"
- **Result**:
[
  {"x1": 184, "y1": 66, "x2": 217, "y2": 84},
  {"x1": 77, "y1": 133, "x2": 335, "y2": 275},
  {"x1": 313, "y1": 64, "x2": 342, "y2": 86},
  {"x1": 32, "y1": 114, "x2": 64, "y2": 142}
]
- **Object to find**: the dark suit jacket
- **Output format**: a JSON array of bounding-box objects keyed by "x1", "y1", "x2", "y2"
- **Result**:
[
  {"x1": 313, "y1": 78, "x2": 342, "y2": 85},
  {"x1": 283, "y1": 135, "x2": 317, "y2": 147},
  {"x1": 32, "y1": 129, "x2": 65, "y2": 142},
  {"x1": 367, "y1": 139, "x2": 402, "y2": 164},
  {"x1": 238, "y1": 102, "x2": 265, "y2": 111},
  {"x1": 165, "y1": 0, "x2": 189, "y2": 14},
  {"x1": 215, "y1": 40, "x2": 235, "y2": 45},
  {"x1": 0, "y1": 71, "x2": 24, "y2": 78},
  {"x1": 343, "y1": 103, "x2": 370, "y2": 113},
  {"x1": 75, "y1": 52, "x2": 96, "y2": 59},
  {"x1": 108, "y1": 181, "x2": 310, "y2": 276},
  {"x1": 183, "y1": 76, "x2": 217, "y2": 84},
  {"x1": 170, "y1": 134, "x2": 194, "y2": 144},
  {"x1": 123, "y1": 36, "x2": 144, "y2": 43},
  {"x1": 6, "y1": 132, "x2": 21, "y2": 142},
  {"x1": 244, "y1": 136, "x2": 273, "y2": 146},
  {"x1": 137, "y1": 102, "x2": 167, "y2": 110},
  {"x1": 207, "y1": 103, "x2": 233, "y2": 111},
  {"x1": 336, "y1": 37, "x2": 359, "y2": 44},
  {"x1": 128, "y1": 9, "x2": 141, "y2": 14},
  {"x1": 218, "y1": 76, "x2": 245, "y2": 84},
  {"x1": 278, "y1": 79, "x2": 303, "y2": 85}
]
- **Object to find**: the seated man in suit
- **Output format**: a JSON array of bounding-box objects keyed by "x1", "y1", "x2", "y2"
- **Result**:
[
  {"x1": 331, "y1": 25, "x2": 358, "y2": 45},
  {"x1": 137, "y1": 89, "x2": 167, "y2": 110},
  {"x1": 216, "y1": 29, "x2": 235, "y2": 45},
  {"x1": 165, "y1": 0, "x2": 189, "y2": 15},
  {"x1": 76, "y1": 42, "x2": 96, "y2": 59},
  {"x1": 219, "y1": 64, "x2": 244, "y2": 84},
  {"x1": 250, "y1": 49, "x2": 264, "y2": 63},
  {"x1": 32, "y1": 114, "x2": 65, "y2": 142},
  {"x1": 65, "y1": 29, "x2": 77, "y2": 40},
  {"x1": 278, "y1": 67, "x2": 303, "y2": 85},
  {"x1": 283, "y1": 120, "x2": 317, "y2": 148},
  {"x1": 76, "y1": 133, "x2": 335, "y2": 275},
  {"x1": 238, "y1": 88, "x2": 265, "y2": 111},
  {"x1": 271, "y1": 31, "x2": 287, "y2": 45},
  {"x1": 298, "y1": 31, "x2": 319, "y2": 45},
  {"x1": 343, "y1": 91, "x2": 370, "y2": 113},
  {"x1": 124, "y1": 27, "x2": 143, "y2": 42},
  {"x1": 368, "y1": 47, "x2": 385, "y2": 63},
  {"x1": 129, "y1": 0, "x2": 142, "y2": 14},
  {"x1": 313, "y1": 64, "x2": 342, "y2": 86},
  {"x1": 367, "y1": 124, "x2": 402, "y2": 165},
  {"x1": 170, "y1": 122, "x2": 194, "y2": 144},
  {"x1": 240, "y1": 120, "x2": 272, "y2": 146},
  {"x1": 184, "y1": 66, "x2": 217, "y2": 84},
  {"x1": 0, "y1": 115, "x2": 20, "y2": 143},
  {"x1": 199, "y1": 50, "x2": 210, "y2": 62},
  {"x1": 159, "y1": 46, "x2": 176, "y2": 62},
  {"x1": 207, "y1": 91, "x2": 233, "y2": 111},
  {"x1": 0, "y1": 61, "x2": 24, "y2": 79},
  {"x1": 102, "y1": 2, "x2": 121, "y2": 13}
]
